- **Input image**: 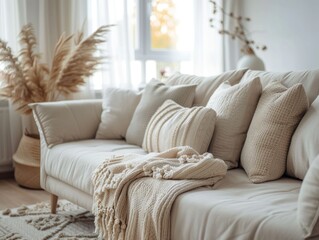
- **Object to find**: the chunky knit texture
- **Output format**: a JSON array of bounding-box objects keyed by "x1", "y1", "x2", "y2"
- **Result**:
[
  {"x1": 241, "y1": 82, "x2": 308, "y2": 183},
  {"x1": 92, "y1": 146, "x2": 227, "y2": 240},
  {"x1": 143, "y1": 100, "x2": 216, "y2": 154}
]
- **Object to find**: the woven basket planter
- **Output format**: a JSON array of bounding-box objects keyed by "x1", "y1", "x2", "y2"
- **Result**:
[{"x1": 13, "y1": 134, "x2": 41, "y2": 189}]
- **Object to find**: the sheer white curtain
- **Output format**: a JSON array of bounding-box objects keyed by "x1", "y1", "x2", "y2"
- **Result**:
[
  {"x1": 88, "y1": 0, "x2": 134, "y2": 92},
  {"x1": 222, "y1": 0, "x2": 241, "y2": 71},
  {"x1": 0, "y1": 0, "x2": 26, "y2": 172},
  {"x1": 192, "y1": 0, "x2": 223, "y2": 76}
]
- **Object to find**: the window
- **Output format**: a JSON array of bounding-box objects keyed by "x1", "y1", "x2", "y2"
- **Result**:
[{"x1": 130, "y1": 0, "x2": 194, "y2": 83}]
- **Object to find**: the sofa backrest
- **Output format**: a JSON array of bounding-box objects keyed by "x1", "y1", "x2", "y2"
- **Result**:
[
  {"x1": 165, "y1": 69, "x2": 248, "y2": 106},
  {"x1": 241, "y1": 69, "x2": 319, "y2": 104}
]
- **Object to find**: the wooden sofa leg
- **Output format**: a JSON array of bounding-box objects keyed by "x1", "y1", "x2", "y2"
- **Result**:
[{"x1": 51, "y1": 194, "x2": 58, "y2": 214}]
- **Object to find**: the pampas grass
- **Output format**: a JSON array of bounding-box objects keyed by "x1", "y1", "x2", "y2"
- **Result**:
[{"x1": 0, "y1": 23, "x2": 111, "y2": 114}]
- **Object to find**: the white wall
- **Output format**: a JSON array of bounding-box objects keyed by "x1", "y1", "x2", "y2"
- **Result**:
[{"x1": 239, "y1": 0, "x2": 319, "y2": 71}]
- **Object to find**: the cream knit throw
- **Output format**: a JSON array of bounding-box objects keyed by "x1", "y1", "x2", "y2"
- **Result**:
[{"x1": 92, "y1": 146, "x2": 227, "y2": 240}]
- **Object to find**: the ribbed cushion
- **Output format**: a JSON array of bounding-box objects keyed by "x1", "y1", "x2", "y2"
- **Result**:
[
  {"x1": 96, "y1": 88, "x2": 141, "y2": 140},
  {"x1": 165, "y1": 69, "x2": 248, "y2": 106},
  {"x1": 126, "y1": 79, "x2": 196, "y2": 146},
  {"x1": 287, "y1": 96, "x2": 319, "y2": 179},
  {"x1": 241, "y1": 82, "x2": 308, "y2": 183},
  {"x1": 206, "y1": 77, "x2": 262, "y2": 169},
  {"x1": 298, "y1": 155, "x2": 319, "y2": 238},
  {"x1": 143, "y1": 100, "x2": 216, "y2": 154}
]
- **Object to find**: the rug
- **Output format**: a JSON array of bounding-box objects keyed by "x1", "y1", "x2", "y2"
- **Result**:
[{"x1": 0, "y1": 200, "x2": 97, "y2": 240}]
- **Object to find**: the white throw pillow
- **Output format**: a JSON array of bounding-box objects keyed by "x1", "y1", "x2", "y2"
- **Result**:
[
  {"x1": 143, "y1": 100, "x2": 216, "y2": 154},
  {"x1": 206, "y1": 77, "x2": 262, "y2": 169},
  {"x1": 241, "y1": 82, "x2": 308, "y2": 183},
  {"x1": 287, "y1": 96, "x2": 319, "y2": 179},
  {"x1": 165, "y1": 69, "x2": 248, "y2": 106},
  {"x1": 126, "y1": 79, "x2": 196, "y2": 146},
  {"x1": 95, "y1": 88, "x2": 141, "y2": 140},
  {"x1": 298, "y1": 155, "x2": 319, "y2": 238}
]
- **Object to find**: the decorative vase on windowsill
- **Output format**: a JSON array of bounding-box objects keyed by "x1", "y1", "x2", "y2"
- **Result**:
[
  {"x1": 209, "y1": 1, "x2": 267, "y2": 70},
  {"x1": 237, "y1": 46, "x2": 265, "y2": 70},
  {"x1": 0, "y1": 23, "x2": 111, "y2": 188}
]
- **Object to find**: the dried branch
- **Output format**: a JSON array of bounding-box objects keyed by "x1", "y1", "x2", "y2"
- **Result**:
[
  {"x1": 209, "y1": 0, "x2": 267, "y2": 53},
  {"x1": 55, "y1": 25, "x2": 111, "y2": 95},
  {"x1": 0, "y1": 23, "x2": 112, "y2": 114},
  {"x1": 46, "y1": 33, "x2": 73, "y2": 101}
]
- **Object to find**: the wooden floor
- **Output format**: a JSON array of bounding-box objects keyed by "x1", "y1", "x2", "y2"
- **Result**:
[{"x1": 0, "y1": 178, "x2": 50, "y2": 209}]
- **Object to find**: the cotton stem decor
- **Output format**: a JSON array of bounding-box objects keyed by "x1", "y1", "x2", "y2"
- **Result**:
[
  {"x1": 209, "y1": 0, "x2": 267, "y2": 54},
  {"x1": 0, "y1": 23, "x2": 112, "y2": 115}
]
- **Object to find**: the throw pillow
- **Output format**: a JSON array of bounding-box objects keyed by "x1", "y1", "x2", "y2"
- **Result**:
[
  {"x1": 287, "y1": 96, "x2": 319, "y2": 179},
  {"x1": 165, "y1": 68, "x2": 248, "y2": 106},
  {"x1": 241, "y1": 82, "x2": 308, "y2": 183},
  {"x1": 298, "y1": 155, "x2": 319, "y2": 238},
  {"x1": 126, "y1": 79, "x2": 196, "y2": 146},
  {"x1": 206, "y1": 77, "x2": 262, "y2": 169},
  {"x1": 143, "y1": 100, "x2": 217, "y2": 154},
  {"x1": 95, "y1": 88, "x2": 141, "y2": 139}
]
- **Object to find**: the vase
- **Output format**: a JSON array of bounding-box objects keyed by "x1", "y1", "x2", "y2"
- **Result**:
[
  {"x1": 237, "y1": 47, "x2": 265, "y2": 71},
  {"x1": 13, "y1": 133, "x2": 41, "y2": 189}
]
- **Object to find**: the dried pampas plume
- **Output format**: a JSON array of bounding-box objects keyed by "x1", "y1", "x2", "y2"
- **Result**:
[{"x1": 0, "y1": 23, "x2": 112, "y2": 114}]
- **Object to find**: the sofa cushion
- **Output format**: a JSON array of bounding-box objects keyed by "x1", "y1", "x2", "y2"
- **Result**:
[
  {"x1": 171, "y1": 168, "x2": 303, "y2": 240},
  {"x1": 142, "y1": 100, "x2": 216, "y2": 154},
  {"x1": 241, "y1": 82, "x2": 308, "y2": 183},
  {"x1": 206, "y1": 77, "x2": 262, "y2": 169},
  {"x1": 126, "y1": 79, "x2": 196, "y2": 146},
  {"x1": 165, "y1": 69, "x2": 248, "y2": 106},
  {"x1": 287, "y1": 96, "x2": 319, "y2": 179},
  {"x1": 44, "y1": 139, "x2": 146, "y2": 195},
  {"x1": 241, "y1": 69, "x2": 319, "y2": 104},
  {"x1": 95, "y1": 88, "x2": 141, "y2": 140},
  {"x1": 298, "y1": 155, "x2": 319, "y2": 238}
]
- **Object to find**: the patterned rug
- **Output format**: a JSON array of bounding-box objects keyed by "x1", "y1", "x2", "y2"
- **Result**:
[{"x1": 0, "y1": 200, "x2": 97, "y2": 240}]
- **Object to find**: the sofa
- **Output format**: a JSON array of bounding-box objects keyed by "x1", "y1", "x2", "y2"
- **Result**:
[{"x1": 31, "y1": 68, "x2": 319, "y2": 240}]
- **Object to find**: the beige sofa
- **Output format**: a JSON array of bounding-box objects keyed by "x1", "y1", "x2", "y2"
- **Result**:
[{"x1": 31, "y1": 69, "x2": 319, "y2": 240}]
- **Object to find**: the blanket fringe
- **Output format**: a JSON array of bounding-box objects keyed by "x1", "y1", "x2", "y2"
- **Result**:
[{"x1": 95, "y1": 206, "x2": 126, "y2": 240}]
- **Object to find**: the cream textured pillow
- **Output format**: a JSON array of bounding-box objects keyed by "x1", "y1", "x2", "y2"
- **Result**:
[
  {"x1": 241, "y1": 82, "x2": 308, "y2": 183},
  {"x1": 143, "y1": 100, "x2": 216, "y2": 154},
  {"x1": 206, "y1": 77, "x2": 262, "y2": 169},
  {"x1": 95, "y1": 88, "x2": 141, "y2": 139},
  {"x1": 287, "y1": 96, "x2": 319, "y2": 179},
  {"x1": 298, "y1": 155, "x2": 319, "y2": 238},
  {"x1": 126, "y1": 79, "x2": 196, "y2": 146},
  {"x1": 165, "y1": 69, "x2": 248, "y2": 106}
]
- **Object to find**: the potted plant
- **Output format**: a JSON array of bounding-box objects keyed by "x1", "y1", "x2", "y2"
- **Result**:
[{"x1": 0, "y1": 23, "x2": 111, "y2": 188}]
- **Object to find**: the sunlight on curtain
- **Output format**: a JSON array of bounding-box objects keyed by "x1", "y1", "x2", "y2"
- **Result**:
[
  {"x1": 192, "y1": 0, "x2": 223, "y2": 75},
  {"x1": 0, "y1": 0, "x2": 26, "y2": 172},
  {"x1": 88, "y1": 0, "x2": 135, "y2": 91}
]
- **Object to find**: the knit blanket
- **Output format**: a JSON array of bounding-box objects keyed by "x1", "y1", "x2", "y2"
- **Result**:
[{"x1": 92, "y1": 146, "x2": 227, "y2": 240}]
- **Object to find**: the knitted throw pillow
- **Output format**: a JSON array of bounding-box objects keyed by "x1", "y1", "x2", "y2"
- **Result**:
[
  {"x1": 206, "y1": 77, "x2": 262, "y2": 169},
  {"x1": 241, "y1": 82, "x2": 308, "y2": 183},
  {"x1": 126, "y1": 79, "x2": 196, "y2": 146},
  {"x1": 142, "y1": 100, "x2": 216, "y2": 154}
]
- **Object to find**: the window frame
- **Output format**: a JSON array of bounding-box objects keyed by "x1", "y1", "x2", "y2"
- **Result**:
[{"x1": 134, "y1": 0, "x2": 191, "y2": 62}]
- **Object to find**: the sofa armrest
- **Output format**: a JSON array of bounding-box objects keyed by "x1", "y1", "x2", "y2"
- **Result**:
[{"x1": 31, "y1": 99, "x2": 102, "y2": 148}]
